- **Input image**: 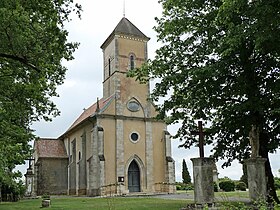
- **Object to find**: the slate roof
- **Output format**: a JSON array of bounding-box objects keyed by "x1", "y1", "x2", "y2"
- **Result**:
[
  {"x1": 35, "y1": 138, "x2": 67, "y2": 158},
  {"x1": 66, "y1": 94, "x2": 115, "y2": 133},
  {"x1": 101, "y1": 17, "x2": 150, "y2": 49}
]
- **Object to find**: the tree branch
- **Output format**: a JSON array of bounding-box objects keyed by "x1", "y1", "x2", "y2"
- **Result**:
[{"x1": 0, "y1": 53, "x2": 41, "y2": 73}]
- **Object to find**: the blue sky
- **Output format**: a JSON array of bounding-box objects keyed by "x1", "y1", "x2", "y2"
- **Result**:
[{"x1": 17, "y1": 0, "x2": 280, "y2": 181}]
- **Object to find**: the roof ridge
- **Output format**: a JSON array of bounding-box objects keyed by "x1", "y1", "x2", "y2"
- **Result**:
[{"x1": 63, "y1": 94, "x2": 115, "y2": 135}]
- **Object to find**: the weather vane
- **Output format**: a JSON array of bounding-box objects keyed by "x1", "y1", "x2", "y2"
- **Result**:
[{"x1": 123, "y1": 0, "x2": 126, "y2": 17}]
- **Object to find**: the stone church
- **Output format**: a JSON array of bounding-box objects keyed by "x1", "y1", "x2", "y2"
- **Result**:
[{"x1": 28, "y1": 17, "x2": 176, "y2": 196}]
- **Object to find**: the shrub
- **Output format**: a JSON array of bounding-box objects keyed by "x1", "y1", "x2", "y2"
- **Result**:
[
  {"x1": 175, "y1": 182, "x2": 194, "y2": 191},
  {"x1": 235, "y1": 181, "x2": 247, "y2": 191},
  {"x1": 213, "y1": 182, "x2": 218, "y2": 192},
  {"x1": 219, "y1": 180, "x2": 235, "y2": 192},
  {"x1": 184, "y1": 183, "x2": 194, "y2": 190},
  {"x1": 274, "y1": 177, "x2": 280, "y2": 190},
  {"x1": 0, "y1": 180, "x2": 25, "y2": 202},
  {"x1": 176, "y1": 185, "x2": 182, "y2": 190}
]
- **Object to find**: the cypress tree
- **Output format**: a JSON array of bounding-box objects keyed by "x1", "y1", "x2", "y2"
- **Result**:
[{"x1": 182, "y1": 159, "x2": 191, "y2": 184}]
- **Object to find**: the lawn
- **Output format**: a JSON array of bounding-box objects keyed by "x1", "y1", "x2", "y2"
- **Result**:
[
  {"x1": 1, "y1": 191, "x2": 280, "y2": 210},
  {"x1": 0, "y1": 197, "x2": 187, "y2": 210}
]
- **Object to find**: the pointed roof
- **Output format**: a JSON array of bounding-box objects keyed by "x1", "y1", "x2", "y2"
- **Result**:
[{"x1": 101, "y1": 17, "x2": 150, "y2": 49}]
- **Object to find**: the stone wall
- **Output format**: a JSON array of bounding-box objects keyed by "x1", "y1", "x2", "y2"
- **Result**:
[
  {"x1": 36, "y1": 158, "x2": 68, "y2": 195},
  {"x1": 69, "y1": 139, "x2": 77, "y2": 195},
  {"x1": 99, "y1": 183, "x2": 126, "y2": 196},
  {"x1": 154, "y1": 183, "x2": 176, "y2": 193},
  {"x1": 78, "y1": 132, "x2": 87, "y2": 195}
]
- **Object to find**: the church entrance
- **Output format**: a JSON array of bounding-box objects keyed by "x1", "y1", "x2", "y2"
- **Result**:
[{"x1": 128, "y1": 160, "x2": 140, "y2": 192}]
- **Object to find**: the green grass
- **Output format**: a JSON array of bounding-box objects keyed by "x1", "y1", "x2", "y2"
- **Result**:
[
  {"x1": 182, "y1": 190, "x2": 280, "y2": 199},
  {"x1": 1, "y1": 191, "x2": 280, "y2": 210},
  {"x1": 0, "y1": 197, "x2": 187, "y2": 210},
  {"x1": 215, "y1": 190, "x2": 249, "y2": 198}
]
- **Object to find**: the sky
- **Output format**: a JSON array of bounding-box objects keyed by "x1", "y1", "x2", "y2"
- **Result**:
[{"x1": 18, "y1": 0, "x2": 280, "y2": 181}]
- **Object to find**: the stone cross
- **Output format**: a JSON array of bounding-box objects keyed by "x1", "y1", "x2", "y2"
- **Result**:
[
  {"x1": 26, "y1": 158, "x2": 35, "y2": 169},
  {"x1": 191, "y1": 121, "x2": 206, "y2": 158}
]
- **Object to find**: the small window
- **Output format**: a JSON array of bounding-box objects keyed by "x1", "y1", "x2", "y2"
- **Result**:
[
  {"x1": 130, "y1": 55, "x2": 135, "y2": 70},
  {"x1": 127, "y1": 101, "x2": 140, "y2": 112},
  {"x1": 78, "y1": 151, "x2": 81, "y2": 161},
  {"x1": 130, "y1": 132, "x2": 140, "y2": 142},
  {"x1": 108, "y1": 58, "x2": 111, "y2": 76}
]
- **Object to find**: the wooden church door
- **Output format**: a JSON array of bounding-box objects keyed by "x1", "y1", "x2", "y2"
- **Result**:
[{"x1": 128, "y1": 160, "x2": 140, "y2": 192}]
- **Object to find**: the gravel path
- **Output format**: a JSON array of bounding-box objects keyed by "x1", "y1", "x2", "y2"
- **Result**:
[{"x1": 152, "y1": 193, "x2": 251, "y2": 203}]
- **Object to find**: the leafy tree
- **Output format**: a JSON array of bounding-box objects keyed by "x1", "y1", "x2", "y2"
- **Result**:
[
  {"x1": 0, "y1": 0, "x2": 81, "y2": 193},
  {"x1": 274, "y1": 177, "x2": 280, "y2": 190},
  {"x1": 129, "y1": 0, "x2": 280, "y2": 203},
  {"x1": 219, "y1": 179, "x2": 235, "y2": 192},
  {"x1": 235, "y1": 181, "x2": 247, "y2": 191},
  {"x1": 182, "y1": 159, "x2": 191, "y2": 184}
]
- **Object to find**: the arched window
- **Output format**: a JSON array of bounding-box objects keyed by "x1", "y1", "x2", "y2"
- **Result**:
[{"x1": 130, "y1": 55, "x2": 135, "y2": 70}]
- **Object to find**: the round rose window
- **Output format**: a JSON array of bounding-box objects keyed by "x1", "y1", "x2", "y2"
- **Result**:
[
  {"x1": 130, "y1": 132, "x2": 139, "y2": 142},
  {"x1": 127, "y1": 101, "x2": 140, "y2": 112}
]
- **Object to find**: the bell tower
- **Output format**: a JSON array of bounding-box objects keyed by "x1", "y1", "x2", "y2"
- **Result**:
[{"x1": 100, "y1": 17, "x2": 150, "y2": 104}]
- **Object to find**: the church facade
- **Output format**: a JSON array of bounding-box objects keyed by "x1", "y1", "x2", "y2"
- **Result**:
[{"x1": 30, "y1": 17, "x2": 176, "y2": 196}]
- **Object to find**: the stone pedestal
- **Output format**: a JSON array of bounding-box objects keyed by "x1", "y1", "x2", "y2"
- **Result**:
[
  {"x1": 245, "y1": 158, "x2": 267, "y2": 201},
  {"x1": 191, "y1": 157, "x2": 215, "y2": 205},
  {"x1": 42, "y1": 199, "x2": 51, "y2": 208},
  {"x1": 24, "y1": 167, "x2": 36, "y2": 197}
]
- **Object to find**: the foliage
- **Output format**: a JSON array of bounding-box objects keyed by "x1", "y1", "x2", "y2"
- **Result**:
[
  {"x1": 275, "y1": 177, "x2": 280, "y2": 190},
  {"x1": 128, "y1": 0, "x2": 280, "y2": 203},
  {"x1": 41, "y1": 194, "x2": 51, "y2": 200},
  {"x1": 0, "y1": 0, "x2": 81, "y2": 191},
  {"x1": 235, "y1": 181, "x2": 247, "y2": 191},
  {"x1": 239, "y1": 163, "x2": 248, "y2": 186},
  {"x1": 182, "y1": 159, "x2": 191, "y2": 184},
  {"x1": 219, "y1": 178, "x2": 235, "y2": 192},
  {"x1": 175, "y1": 182, "x2": 193, "y2": 191},
  {"x1": 213, "y1": 182, "x2": 218, "y2": 192},
  {"x1": 0, "y1": 179, "x2": 25, "y2": 202}
]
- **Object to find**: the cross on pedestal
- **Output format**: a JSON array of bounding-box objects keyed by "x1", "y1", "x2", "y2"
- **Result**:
[
  {"x1": 26, "y1": 158, "x2": 35, "y2": 169},
  {"x1": 191, "y1": 121, "x2": 207, "y2": 158}
]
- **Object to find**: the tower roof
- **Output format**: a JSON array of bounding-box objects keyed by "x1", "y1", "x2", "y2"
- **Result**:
[{"x1": 101, "y1": 17, "x2": 150, "y2": 49}]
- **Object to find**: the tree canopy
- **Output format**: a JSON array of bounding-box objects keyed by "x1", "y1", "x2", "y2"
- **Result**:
[
  {"x1": 129, "y1": 0, "x2": 280, "y2": 202},
  {"x1": 0, "y1": 0, "x2": 81, "y2": 187}
]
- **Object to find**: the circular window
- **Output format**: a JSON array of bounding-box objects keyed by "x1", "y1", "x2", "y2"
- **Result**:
[
  {"x1": 127, "y1": 101, "x2": 140, "y2": 112},
  {"x1": 130, "y1": 132, "x2": 139, "y2": 142}
]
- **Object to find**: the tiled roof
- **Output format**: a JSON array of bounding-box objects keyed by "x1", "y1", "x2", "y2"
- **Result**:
[
  {"x1": 66, "y1": 94, "x2": 115, "y2": 133},
  {"x1": 101, "y1": 17, "x2": 150, "y2": 49},
  {"x1": 35, "y1": 138, "x2": 67, "y2": 158},
  {"x1": 113, "y1": 17, "x2": 149, "y2": 39}
]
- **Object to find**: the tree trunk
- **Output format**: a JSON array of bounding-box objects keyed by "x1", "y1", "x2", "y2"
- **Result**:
[{"x1": 259, "y1": 134, "x2": 280, "y2": 204}]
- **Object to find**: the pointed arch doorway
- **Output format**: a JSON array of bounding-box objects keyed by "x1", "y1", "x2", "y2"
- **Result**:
[{"x1": 128, "y1": 160, "x2": 140, "y2": 192}]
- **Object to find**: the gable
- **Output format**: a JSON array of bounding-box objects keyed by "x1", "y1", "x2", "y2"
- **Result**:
[
  {"x1": 35, "y1": 138, "x2": 67, "y2": 158},
  {"x1": 63, "y1": 94, "x2": 115, "y2": 135}
]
